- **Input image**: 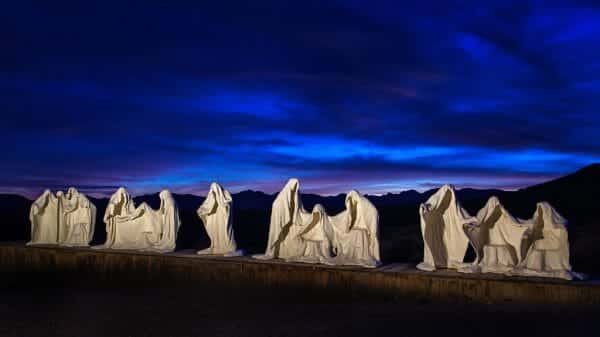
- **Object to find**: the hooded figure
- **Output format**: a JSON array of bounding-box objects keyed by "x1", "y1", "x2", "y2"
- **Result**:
[
  {"x1": 286, "y1": 203, "x2": 335, "y2": 265},
  {"x1": 143, "y1": 189, "x2": 181, "y2": 253},
  {"x1": 197, "y1": 183, "x2": 241, "y2": 256},
  {"x1": 58, "y1": 187, "x2": 96, "y2": 247},
  {"x1": 94, "y1": 187, "x2": 136, "y2": 249},
  {"x1": 514, "y1": 202, "x2": 577, "y2": 280},
  {"x1": 253, "y1": 178, "x2": 310, "y2": 260},
  {"x1": 104, "y1": 189, "x2": 180, "y2": 252},
  {"x1": 462, "y1": 196, "x2": 529, "y2": 273},
  {"x1": 27, "y1": 189, "x2": 59, "y2": 245},
  {"x1": 417, "y1": 185, "x2": 478, "y2": 271},
  {"x1": 329, "y1": 190, "x2": 381, "y2": 268}
]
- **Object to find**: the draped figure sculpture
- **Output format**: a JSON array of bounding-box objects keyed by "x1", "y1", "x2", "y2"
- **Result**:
[
  {"x1": 28, "y1": 188, "x2": 96, "y2": 246},
  {"x1": 512, "y1": 202, "x2": 578, "y2": 280},
  {"x1": 253, "y1": 178, "x2": 310, "y2": 260},
  {"x1": 57, "y1": 187, "x2": 96, "y2": 247},
  {"x1": 417, "y1": 184, "x2": 478, "y2": 271},
  {"x1": 329, "y1": 190, "x2": 381, "y2": 268},
  {"x1": 197, "y1": 183, "x2": 242, "y2": 257},
  {"x1": 141, "y1": 190, "x2": 181, "y2": 253},
  {"x1": 97, "y1": 188, "x2": 180, "y2": 252},
  {"x1": 95, "y1": 187, "x2": 136, "y2": 249},
  {"x1": 462, "y1": 196, "x2": 530, "y2": 274},
  {"x1": 27, "y1": 190, "x2": 60, "y2": 245},
  {"x1": 286, "y1": 204, "x2": 335, "y2": 265}
]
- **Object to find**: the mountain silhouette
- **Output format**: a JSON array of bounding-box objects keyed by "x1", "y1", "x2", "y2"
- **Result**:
[
  {"x1": 0, "y1": 194, "x2": 32, "y2": 242},
  {"x1": 3, "y1": 163, "x2": 599, "y2": 272}
]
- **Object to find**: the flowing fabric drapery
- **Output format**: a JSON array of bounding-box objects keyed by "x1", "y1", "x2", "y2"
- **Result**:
[
  {"x1": 27, "y1": 190, "x2": 59, "y2": 245},
  {"x1": 329, "y1": 190, "x2": 380, "y2": 268},
  {"x1": 417, "y1": 185, "x2": 478, "y2": 271},
  {"x1": 142, "y1": 190, "x2": 181, "y2": 253},
  {"x1": 197, "y1": 183, "x2": 241, "y2": 256},
  {"x1": 58, "y1": 187, "x2": 96, "y2": 247},
  {"x1": 253, "y1": 178, "x2": 309, "y2": 260},
  {"x1": 513, "y1": 202, "x2": 577, "y2": 280},
  {"x1": 97, "y1": 188, "x2": 180, "y2": 252},
  {"x1": 462, "y1": 196, "x2": 529, "y2": 273},
  {"x1": 286, "y1": 203, "x2": 335, "y2": 265},
  {"x1": 94, "y1": 187, "x2": 136, "y2": 249}
]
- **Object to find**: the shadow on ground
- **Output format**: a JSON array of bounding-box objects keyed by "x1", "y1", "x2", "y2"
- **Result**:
[{"x1": 1, "y1": 274, "x2": 599, "y2": 337}]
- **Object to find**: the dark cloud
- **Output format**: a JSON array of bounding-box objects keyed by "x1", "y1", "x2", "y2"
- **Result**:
[{"x1": 2, "y1": 0, "x2": 600, "y2": 197}]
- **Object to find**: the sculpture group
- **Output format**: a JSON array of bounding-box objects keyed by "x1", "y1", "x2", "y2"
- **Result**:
[
  {"x1": 28, "y1": 188, "x2": 96, "y2": 247},
  {"x1": 95, "y1": 188, "x2": 180, "y2": 252},
  {"x1": 28, "y1": 180, "x2": 577, "y2": 279},
  {"x1": 253, "y1": 178, "x2": 380, "y2": 268},
  {"x1": 417, "y1": 184, "x2": 578, "y2": 280}
]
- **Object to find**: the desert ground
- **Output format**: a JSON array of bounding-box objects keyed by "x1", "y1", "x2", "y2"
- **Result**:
[{"x1": 1, "y1": 275, "x2": 600, "y2": 337}]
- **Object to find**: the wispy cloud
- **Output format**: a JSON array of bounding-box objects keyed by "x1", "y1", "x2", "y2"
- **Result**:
[{"x1": 2, "y1": 0, "x2": 600, "y2": 197}]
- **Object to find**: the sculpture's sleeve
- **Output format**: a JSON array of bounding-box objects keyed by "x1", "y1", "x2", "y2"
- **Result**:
[
  {"x1": 463, "y1": 222, "x2": 485, "y2": 263},
  {"x1": 224, "y1": 190, "x2": 233, "y2": 213},
  {"x1": 29, "y1": 203, "x2": 40, "y2": 223},
  {"x1": 63, "y1": 195, "x2": 79, "y2": 214},
  {"x1": 297, "y1": 207, "x2": 313, "y2": 228},
  {"x1": 129, "y1": 203, "x2": 149, "y2": 220},
  {"x1": 369, "y1": 209, "x2": 381, "y2": 262},
  {"x1": 534, "y1": 228, "x2": 563, "y2": 250},
  {"x1": 201, "y1": 192, "x2": 218, "y2": 214},
  {"x1": 29, "y1": 193, "x2": 49, "y2": 223},
  {"x1": 327, "y1": 211, "x2": 348, "y2": 253},
  {"x1": 103, "y1": 202, "x2": 115, "y2": 224},
  {"x1": 89, "y1": 200, "x2": 97, "y2": 244},
  {"x1": 500, "y1": 221, "x2": 529, "y2": 262},
  {"x1": 167, "y1": 204, "x2": 180, "y2": 237}
]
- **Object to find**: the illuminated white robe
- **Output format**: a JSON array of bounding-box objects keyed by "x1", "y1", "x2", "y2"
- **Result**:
[
  {"x1": 142, "y1": 190, "x2": 181, "y2": 253},
  {"x1": 58, "y1": 187, "x2": 96, "y2": 247},
  {"x1": 286, "y1": 204, "x2": 335, "y2": 265},
  {"x1": 417, "y1": 184, "x2": 478, "y2": 271},
  {"x1": 27, "y1": 190, "x2": 59, "y2": 245},
  {"x1": 94, "y1": 187, "x2": 136, "y2": 249},
  {"x1": 102, "y1": 189, "x2": 180, "y2": 252},
  {"x1": 514, "y1": 202, "x2": 578, "y2": 280},
  {"x1": 329, "y1": 190, "x2": 381, "y2": 268},
  {"x1": 197, "y1": 183, "x2": 241, "y2": 256},
  {"x1": 462, "y1": 196, "x2": 529, "y2": 274},
  {"x1": 253, "y1": 178, "x2": 309, "y2": 260}
]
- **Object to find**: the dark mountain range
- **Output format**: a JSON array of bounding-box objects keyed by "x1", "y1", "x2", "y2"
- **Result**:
[
  {"x1": 0, "y1": 194, "x2": 33, "y2": 242},
  {"x1": 2, "y1": 164, "x2": 599, "y2": 272}
]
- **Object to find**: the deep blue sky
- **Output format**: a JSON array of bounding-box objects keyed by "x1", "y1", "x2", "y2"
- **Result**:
[{"x1": 2, "y1": 1, "x2": 600, "y2": 197}]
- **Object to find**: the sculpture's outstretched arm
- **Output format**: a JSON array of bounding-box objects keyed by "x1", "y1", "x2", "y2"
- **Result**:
[
  {"x1": 270, "y1": 219, "x2": 293, "y2": 250},
  {"x1": 117, "y1": 204, "x2": 146, "y2": 222},
  {"x1": 63, "y1": 200, "x2": 79, "y2": 214}
]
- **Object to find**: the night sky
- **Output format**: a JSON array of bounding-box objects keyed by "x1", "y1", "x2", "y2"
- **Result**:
[{"x1": 2, "y1": 1, "x2": 600, "y2": 197}]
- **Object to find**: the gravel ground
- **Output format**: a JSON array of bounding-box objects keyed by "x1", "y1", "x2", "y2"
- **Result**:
[{"x1": 1, "y1": 281, "x2": 599, "y2": 337}]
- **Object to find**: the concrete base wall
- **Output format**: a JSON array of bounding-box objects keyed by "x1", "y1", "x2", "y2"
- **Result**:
[{"x1": 1, "y1": 242, "x2": 598, "y2": 304}]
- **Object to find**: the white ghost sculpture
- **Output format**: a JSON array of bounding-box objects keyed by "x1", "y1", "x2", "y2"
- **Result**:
[
  {"x1": 27, "y1": 190, "x2": 60, "y2": 245},
  {"x1": 94, "y1": 187, "x2": 136, "y2": 249},
  {"x1": 329, "y1": 190, "x2": 381, "y2": 268},
  {"x1": 513, "y1": 202, "x2": 578, "y2": 280},
  {"x1": 97, "y1": 188, "x2": 180, "y2": 252},
  {"x1": 142, "y1": 189, "x2": 181, "y2": 253},
  {"x1": 286, "y1": 204, "x2": 335, "y2": 265},
  {"x1": 462, "y1": 196, "x2": 530, "y2": 274},
  {"x1": 57, "y1": 187, "x2": 97, "y2": 247},
  {"x1": 196, "y1": 183, "x2": 242, "y2": 257},
  {"x1": 253, "y1": 178, "x2": 309, "y2": 260},
  {"x1": 417, "y1": 184, "x2": 478, "y2": 271},
  {"x1": 28, "y1": 188, "x2": 97, "y2": 247}
]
